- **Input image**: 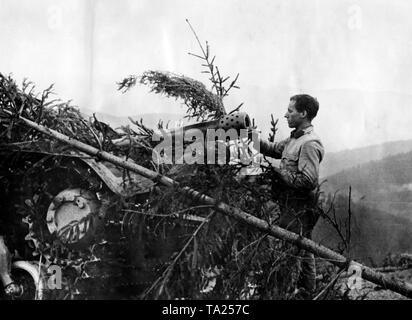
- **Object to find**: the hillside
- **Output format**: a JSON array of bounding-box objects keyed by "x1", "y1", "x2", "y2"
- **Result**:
[
  {"x1": 324, "y1": 150, "x2": 412, "y2": 217},
  {"x1": 317, "y1": 149, "x2": 412, "y2": 264},
  {"x1": 313, "y1": 200, "x2": 412, "y2": 265},
  {"x1": 321, "y1": 140, "x2": 412, "y2": 178}
]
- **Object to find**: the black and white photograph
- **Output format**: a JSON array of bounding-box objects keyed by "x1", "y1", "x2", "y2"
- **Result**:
[{"x1": 0, "y1": 0, "x2": 411, "y2": 305}]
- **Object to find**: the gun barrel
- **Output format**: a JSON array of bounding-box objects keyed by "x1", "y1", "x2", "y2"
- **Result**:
[
  {"x1": 112, "y1": 112, "x2": 251, "y2": 147},
  {"x1": 169, "y1": 112, "x2": 251, "y2": 135}
]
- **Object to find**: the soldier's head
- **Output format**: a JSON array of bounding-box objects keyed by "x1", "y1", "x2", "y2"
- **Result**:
[{"x1": 285, "y1": 94, "x2": 319, "y2": 129}]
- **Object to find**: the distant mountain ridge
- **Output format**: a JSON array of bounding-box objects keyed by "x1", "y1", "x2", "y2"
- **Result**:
[
  {"x1": 316, "y1": 148, "x2": 412, "y2": 264},
  {"x1": 321, "y1": 139, "x2": 412, "y2": 178},
  {"x1": 323, "y1": 149, "x2": 412, "y2": 218}
]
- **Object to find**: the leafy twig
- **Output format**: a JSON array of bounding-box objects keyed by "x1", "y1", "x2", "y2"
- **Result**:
[{"x1": 186, "y1": 19, "x2": 242, "y2": 112}]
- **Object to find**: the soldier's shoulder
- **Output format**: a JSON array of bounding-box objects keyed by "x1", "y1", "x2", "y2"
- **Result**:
[
  {"x1": 303, "y1": 130, "x2": 322, "y2": 144},
  {"x1": 301, "y1": 131, "x2": 324, "y2": 153}
]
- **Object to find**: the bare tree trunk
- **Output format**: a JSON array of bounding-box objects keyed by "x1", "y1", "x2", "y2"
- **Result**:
[{"x1": 15, "y1": 115, "x2": 412, "y2": 299}]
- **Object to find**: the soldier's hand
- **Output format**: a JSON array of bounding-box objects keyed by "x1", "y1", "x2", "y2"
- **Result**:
[{"x1": 270, "y1": 166, "x2": 286, "y2": 184}]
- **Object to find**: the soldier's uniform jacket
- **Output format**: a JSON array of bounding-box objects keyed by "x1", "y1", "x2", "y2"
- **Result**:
[
  {"x1": 259, "y1": 125, "x2": 324, "y2": 235},
  {"x1": 260, "y1": 125, "x2": 324, "y2": 191}
]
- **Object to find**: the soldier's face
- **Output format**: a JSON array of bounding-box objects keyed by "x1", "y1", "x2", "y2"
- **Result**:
[{"x1": 284, "y1": 100, "x2": 305, "y2": 128}]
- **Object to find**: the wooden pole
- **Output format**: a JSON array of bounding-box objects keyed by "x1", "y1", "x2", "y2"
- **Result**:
[{"x1": 14, "y1": 115, "x2": 412, "y2": 299}]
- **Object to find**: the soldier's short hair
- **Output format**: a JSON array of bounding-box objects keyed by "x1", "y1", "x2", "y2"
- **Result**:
[{"x1": 290, "y1": 94, "x2": 319, "y2": 120}]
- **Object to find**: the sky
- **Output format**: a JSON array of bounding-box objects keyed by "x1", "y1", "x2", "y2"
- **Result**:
[{"x1": 1, "y1": 0, "x2": 412, "y2": 152}]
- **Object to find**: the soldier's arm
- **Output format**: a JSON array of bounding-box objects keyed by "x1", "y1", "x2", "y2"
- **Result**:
[
  {"x1": 278, "y1": 141, "x2": 324, "y2": 190},
  {"x1": 257, "y1": 138, "x2": 288, "y2": 159}
]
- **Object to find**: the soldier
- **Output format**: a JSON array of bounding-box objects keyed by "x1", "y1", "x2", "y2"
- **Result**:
[{"x1": 253, "y1": 94, "x2": 324, "y2": 296}]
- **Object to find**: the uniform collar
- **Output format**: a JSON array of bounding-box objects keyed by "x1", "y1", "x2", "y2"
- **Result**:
[{"x1": 290, "y1": 125, "x2": 313, "y2": 139}]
